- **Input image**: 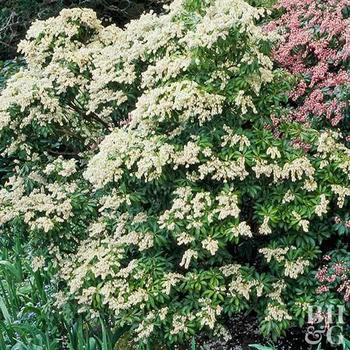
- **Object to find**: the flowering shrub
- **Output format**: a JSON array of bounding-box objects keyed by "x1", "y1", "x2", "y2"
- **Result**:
[
  {"x1": 315, "y1": 253, "x2": 350, "y2": 303},
  {"x1": 268, "y1": 0, "x2": 350, "y2": 136},
  {"x1": 312, "y1": 251, "x2": 350, "y2": 333},
  {"x1": 1, "y1": 0, "x2": 350, "y2": 348},
  {"x1": 54, "y1": 1, "x2": 350, "y2": 346}
]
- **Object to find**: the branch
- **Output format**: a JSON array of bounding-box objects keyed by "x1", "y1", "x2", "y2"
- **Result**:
[
  {"x1": 47, "y1": 149, "x2": 81, "y2": 158},
  {"x1": 67, "y1": 101, "x2": 112, "y2": 132}
]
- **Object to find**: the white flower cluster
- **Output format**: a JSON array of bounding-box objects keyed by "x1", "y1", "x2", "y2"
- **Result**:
[
  {"x1": 284, "y1": 258, "x2": 310, "y2": 279},
  {"x1": 259, "y1": 246, "x2": 292, "y2": 263},
  {"x1": 0, "y1": 174, "x2": 75, "y2": 233}
]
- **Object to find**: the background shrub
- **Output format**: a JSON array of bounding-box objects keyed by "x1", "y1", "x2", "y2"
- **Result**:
[
  {"x1": 268, "y1": 0, "x2": 350, "y2": 137},
  {"x1": 0, "y1": 0, "x2": 168, "y2": 60}
]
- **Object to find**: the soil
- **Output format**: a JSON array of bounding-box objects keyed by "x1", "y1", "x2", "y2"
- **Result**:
[{"x1": 198, "y1": 314, "x2": 315, "y2": 350}]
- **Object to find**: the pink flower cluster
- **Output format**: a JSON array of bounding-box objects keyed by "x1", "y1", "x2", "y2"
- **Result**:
[
  {"x1": 268, "y1": 0, "x2": 350, "y2": 132},
  {"x1": 316, "y1": 256, "x2": 350, "y2": 302}
]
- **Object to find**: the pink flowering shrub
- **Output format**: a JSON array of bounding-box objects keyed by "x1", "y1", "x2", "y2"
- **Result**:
[
  {"x1": 315, "y1": 253, "x2": 350, "y2": 304},
  {"x1": 268, "y1": 0, "x2": 350, "y2": 136}
]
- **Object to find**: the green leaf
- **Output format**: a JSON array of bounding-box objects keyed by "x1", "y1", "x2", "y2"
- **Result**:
[{"x1": 249, "y1": 344, "x2": 276, "y2": 350}]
